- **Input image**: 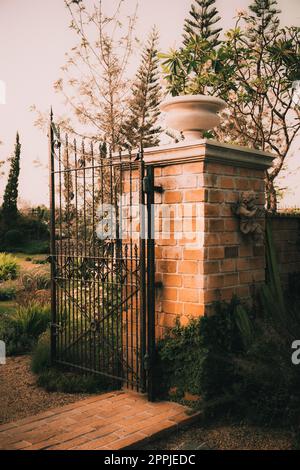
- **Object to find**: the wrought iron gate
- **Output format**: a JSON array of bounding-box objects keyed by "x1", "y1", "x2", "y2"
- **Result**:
[{"x1": 49, "y1": 115, "x2": 156, "y2": 400}]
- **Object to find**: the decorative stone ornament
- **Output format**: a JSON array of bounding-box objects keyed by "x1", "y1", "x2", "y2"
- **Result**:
[
  {"x1": 233, "y1": 191, "x2": 265, "y2": 245},
  {"x1": 160, "y1": 94, "x2": 227, "y2": 141}
]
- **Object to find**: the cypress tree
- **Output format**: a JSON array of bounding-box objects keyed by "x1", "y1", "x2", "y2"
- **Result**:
[
  {"x1": 123, "y1": 28, "x2": 162, "y2": 148},
  {"x1": 183, "y1": 0, "x2": 222, "y2": 48},
  {"x1": 2, "y1": 132, "x2": 21, "y2": 222}
]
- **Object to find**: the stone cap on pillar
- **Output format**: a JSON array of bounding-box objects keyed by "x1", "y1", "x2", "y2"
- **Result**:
[{"x1": 140, "y1": 139, "x2": 275, "y2": 170}]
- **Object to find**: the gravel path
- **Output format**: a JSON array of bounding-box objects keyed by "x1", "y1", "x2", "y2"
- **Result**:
[
  {"x1": 0, "y1": 355, "x2": 87, "y2": 425},
  {"x1": 143, "y1": 421, "x2": 294, "y2": 450}
]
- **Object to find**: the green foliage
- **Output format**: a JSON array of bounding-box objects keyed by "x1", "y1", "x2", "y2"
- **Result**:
[
  {"x1": 16, "y1": 216, "x2": 49, "y2": 243},
  {"x1": 0, "y1": 284, "x2": 16, "y2": 301},
  {"x1": 37, "y1": 369, "x2": 111, "y2": 394},
  {"x1": 31, "y1": 330, "x2": 112, "y2": 394},
  {"x1": 155, "y1": 318, "x2": 204, "y2": 398},
  {"x1": 0, "y1": 253, "x2": 19, "y2": 281},
  {"x1": 4, "y1": 229, "x2": 24, "y2": 247},
  {"x1": 0, "y1": 214, "x2": 49, "y2": 253},
  {"x1": 20, "y1": 240, "x2": 50, "y2": 255},
  {"x1": 20, "y1": 270, "x2": 51, "y2": 291},
  {"x1": 31, "y1": 329, "x2": 51, "y2": 373},
  {"x1": 156, "y1": 297, "x2": 250, "y2": 402},
  {"x1": 1, "y1": 302, "x2": 50, "y2": 355},
  {"x1": 183, "y1": 0, "x2": 222, "y2": 48},
  {"x1": 160, "y1": 0, "x2": 300, "y2": 210},
  {"x1": 160, "y1": 0, "x2": 222, "y2": 96},
  {"x1": 233, "y1": 320, "x2": 300, "y2": 425},
  {"x1": 123, "y1": 27, "x2": 162, "y2": 148},
  {"x1": 32, "y1": 258, "x2": 48, "y2": 265},
  {"x1": 157, "y1": 221, "x2": 300, "y2": 426},
  {"x1": 249, "y1": 0, "x2": 280, "y2": 32},
  {"x1": 2, "y1": 133, "x2": 21, "y2": 223}
]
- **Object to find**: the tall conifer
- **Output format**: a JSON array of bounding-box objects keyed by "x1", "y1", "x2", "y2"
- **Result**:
[
  {"x1": 123, "y1": 28, "x2": 162, "y2": 148},
  {"x1": 183, "y1": 0, "x2": 222, "y2": 47},
  {"x1": 2, "y1": 132, "x2": 21, "y2": 222}
]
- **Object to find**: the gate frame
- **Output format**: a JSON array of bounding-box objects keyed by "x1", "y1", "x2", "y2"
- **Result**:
[{"x1": 48, "y1": 114, "x2": 156, "y2": 401}]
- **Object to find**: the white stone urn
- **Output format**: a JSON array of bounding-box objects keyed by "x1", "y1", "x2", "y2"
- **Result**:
[{"x1": 160, "y1": 94, "x2": 227, "y2": 141}]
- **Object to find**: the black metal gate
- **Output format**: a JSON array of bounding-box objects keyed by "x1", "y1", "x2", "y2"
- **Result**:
[{"x1": 48, "y1": 115, "x2": 156, "y2": 400}]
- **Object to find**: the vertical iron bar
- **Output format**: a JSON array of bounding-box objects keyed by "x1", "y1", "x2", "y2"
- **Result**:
[
  {"x1": 57, "y1": 126, "x2": 63, "y2": 361},
  {"x1": 49, "y1": 110, "x2": 57, "y2": 365},
  {"x1": 124, "y1": 243, "x2": 129, "y2": 388},
  {"x1": 129, "y1": 150, "x2": 133, "y2": 389},
  {"x1": 74, "y1": 139, "x2": 79, "y2": 365},
  {"x1": 139, "y1": 157, "x2": 146, "y2": 392},
  {"x1": 116, "y1": 150, "x2": 123, "y2": 382},
  {"x1": 146, "y1": 165, "x2": 156, "y2": 401},
  {"x1": 91, "y1": 142, "x2": 96, "y2": 373},
  {"x1": 82, "y1": 140, "x2": 87, "y2": 369},
  {"x1": 65, "y1": 134, "x2": 71, "y2": 364}
]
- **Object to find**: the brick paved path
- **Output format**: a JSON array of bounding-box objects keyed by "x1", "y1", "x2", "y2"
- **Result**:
[{"x1": 0, "y1": 391, "x2": 200, "y2": 450}]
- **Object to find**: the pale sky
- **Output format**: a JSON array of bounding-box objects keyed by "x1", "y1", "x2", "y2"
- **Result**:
[{"x1": 0, "y1": 0, "x2": 300, "y2": 207}]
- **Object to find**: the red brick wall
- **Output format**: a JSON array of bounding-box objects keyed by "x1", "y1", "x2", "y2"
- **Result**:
[
  {"x1": 202, "y1": 162, "x2": 266, "y2": 311},
  {"x1": 154, "y1": 158, "x2": 266, "y2": 335},
  {"x1": 269, "y1": 215, "x2": 300, "y2": 286}
]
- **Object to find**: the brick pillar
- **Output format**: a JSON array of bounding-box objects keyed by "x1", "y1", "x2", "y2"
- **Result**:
[{"x1": 142, "y1": 140, "x2": 274, "y2": 336}]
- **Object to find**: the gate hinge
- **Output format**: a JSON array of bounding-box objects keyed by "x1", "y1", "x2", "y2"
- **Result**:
[
  {"x1": 143, "y1": 353, "x2": 150, "y2": 371},
  {"x1": 51, "y1": 323, "x2": 61, "y2": 336}
]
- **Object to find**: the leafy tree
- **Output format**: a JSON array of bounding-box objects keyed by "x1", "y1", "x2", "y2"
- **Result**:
[
  {"x1": 160, "y1": 0, "x2": 221, "y2": 97},
  {"x1": 160, "y1": 0, "x2": 300, "y2": 211},
  {"x1": 51, "y1": 0, "x2": 138, "y2": 150},
  {"x1": 216, "y1": 1, "x2": 300, "y2": 211},
  {"x1": 122, "y1": 27, "x2": 162, "y2": 148},
  {"x1": 2, "y1": 132, "x2": 21, "y2": 223}
]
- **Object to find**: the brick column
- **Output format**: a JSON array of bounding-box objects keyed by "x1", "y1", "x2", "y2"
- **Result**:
[{"x1": 142, "y1": 140, "x2": 274, "y2": 336}]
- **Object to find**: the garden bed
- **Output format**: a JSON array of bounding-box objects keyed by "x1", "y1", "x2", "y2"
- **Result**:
[{"x1": 0, "y1": 355, "x2": 88, "y2": 425}]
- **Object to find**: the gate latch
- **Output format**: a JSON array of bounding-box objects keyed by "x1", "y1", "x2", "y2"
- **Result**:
[{"x1": 143, "y1": 176, "x2": 163, "y2": 194}]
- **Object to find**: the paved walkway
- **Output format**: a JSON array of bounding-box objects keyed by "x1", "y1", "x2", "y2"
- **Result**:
[{"x1": 0, "y1": 391, "x2": 200, "y2": 450}]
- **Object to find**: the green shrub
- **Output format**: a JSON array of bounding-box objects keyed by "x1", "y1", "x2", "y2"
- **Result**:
[
  {"x1": 31, "y1": 329, "x2": 51, "y2": 373},
  {"x1": 1, "y1": 302, "x2": 50, "y2": 355},
  {"x1": 21, "y1": 240, "x2": 49, "y2": 255},
  {"x1": 37, "y1": 369, "x2": 111, "y2": 394},
  {"x1": 32, "y1": 258, "x2": 48, "y2": 265},
  {"x1": 17, "y1": 215, "x2": 49, "y2": 242},
  {"x1": 155, "y1": 318, "x2": 204, "y2": 399},
  {"x1": 0, "y1": 253, "x2": 19, "y2": 281},
  {"x1": 20, "y1": 271, "x2": 51, "y2": 291},
  {"x1": 157, "y1": 220, "x2": 300, "y2": 426},
  {"x1": 0, "y1": 284, "x2": 16, "y2": 301},
  {"x1": 4, "y1": 229, "x2": 24, "y2": 247},
  {"x1": 156, "y1": 297, "x2": 249, "y2": 405},
  {"x1": 232, "y1": 320, "x2": 300, "y2": 425},
  {"x1": 31, "y1": 330, "x2": 112, "y2": 394}
]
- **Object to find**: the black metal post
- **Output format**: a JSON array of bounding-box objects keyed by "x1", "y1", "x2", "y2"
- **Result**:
[
  {"x1": 49, "y1": 109, "x2": 57, "y2": 365},
  {"x1": 139, "y1": 157, "x2": 147, "y2": 392},
  {"x1": 146, "y1": 165, "x2": 156, "y2": 401}
]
